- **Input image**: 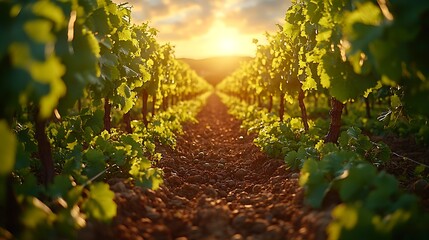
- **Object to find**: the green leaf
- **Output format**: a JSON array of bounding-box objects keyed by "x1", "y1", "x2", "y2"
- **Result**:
[
  {"x1": 100, "y1": 52, "x2": 118, "y2": 68},
  {"x1": 21, "y1": 197, "x2": 53, "y2": 229},
  {"x1": 304, "y1": 177, "x2": 330, "y2": 208},
  {"x1": 134, "y1": 167, "x2": 164, "y2": 190},
  {"x1": 83, "y1": 149, "x2": 106, "y2": 178},
  {"x1": 84, "y1": 110, "x2": 104, "y2": 135},
  {"x1": 31, "y1": 0, "x2": 65, "y2": 27},
  {"x1": 338, "y1": 163, "x2": 377, "y2": 202},
  {"x1": 329, "y1": 66, "x2": 377, "y2": 101},
  {"x1": 300, "y1": 159, "x2": 331, "y2": 208},
  {"x1": 112, "y1": 148, "x2": 126, "y2": 166},
  {"x1": 369, "y1": 40, "x2": 403, "y2": 81},
  {"x1": 121, "y1": 135, "x2": 143, "y2": 156},
  {"x1": 65, "y1": 185, "x2": 83, "y2": 206},
  {"x1": 117, "y1": 82, "x2": 135, "y2": 112},
  {"x1": 320, "y1": 151, "x2": 357, "y2": 178},
  {"x1": 24, "y1": 20, "x2": 55, "y2": 43},
  {"x1": 285, "y1": 151, "x2": 300, "y2": 170},
  {"x1": 343, "y1": 2, "x2": 383, "y2": 55},
  {"x1": 0, "y1": 120, "x2": 17, "y2": 176},
  {"x1": 47, "y1": 175, "x2": 73, "y2": 199},
  {"x1": 15, "y1": 173, "x2": 42, "y2": 197},
  {"x1": 363, "y1": 172, "x2": 398, "y2": 212},
  {"x1": 82, "y1": 182, "x2": 116, "y2": 222},
  {"x1": 29, "y1": 55, "x2": 67, "y2": 118}
]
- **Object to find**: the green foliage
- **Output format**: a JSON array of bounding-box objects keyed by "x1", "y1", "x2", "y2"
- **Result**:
[
  {"x1": 338, "y1": 127, "x2": 391, "y2": 165},
  {"x1": 0, "y1": 120, "x2": 17, "y2": 206},
  {"x1": 0, "y1": 120, "x2": 17, "y2": 176},
  {"x1": 221, "y1": 90, "x2": 429, "y2": 238},
  {"x1": 218, "y1": 0, "x2": 429, "y2": 238},
  {"x1": 82, "y1": 182, "x2": 116, "y2": 222},
  {"x1": 344, "y1": 0, "x2": 429, "y2": 117},
  {"x1": 0, "y1": 0, "x2": 211, "y2": 238}
]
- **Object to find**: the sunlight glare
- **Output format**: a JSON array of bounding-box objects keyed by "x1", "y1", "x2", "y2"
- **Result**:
[
  {"x1": 218, "y1": 37, "x2": 238, "y2": 54},
  {"x1": 172, "y1": 20, "x2": 266, "y2": 59},
  {"x1": 205, "y1": 22, "x2": 244, "y2": 56}
]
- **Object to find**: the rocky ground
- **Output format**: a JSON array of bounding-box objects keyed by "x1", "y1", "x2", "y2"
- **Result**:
[{"x1": 83, "y1": 94, "x2": 331, "y2": 240}]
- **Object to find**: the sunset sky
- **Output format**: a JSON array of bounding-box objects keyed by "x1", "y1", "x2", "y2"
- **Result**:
[{"x1": 113, "y1": 0, "x2": 292, "y2": 59}]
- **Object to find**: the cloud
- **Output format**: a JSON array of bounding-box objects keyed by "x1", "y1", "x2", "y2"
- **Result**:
[
  {"x1": 222, "y1": 0, "x2": 291, "y2": 34},
  {"x1": 116, "y1": 0, "x2": 291, "y2": 40},
  {"x1": 112, "y1": 0, "x2": 292, "y2": 58},
  {"x1": 118, "y1": 0, "x2": 217, "y2": 40}
]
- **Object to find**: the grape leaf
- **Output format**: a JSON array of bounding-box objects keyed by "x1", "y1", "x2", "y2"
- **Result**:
[
  {"x1": 83, "y1": 149, "x2": 106, "y2": 178},
  {"x1": 47, "y1": 175, "x2": 73, "y2": 199},
  {"x1": 82, "y1": 182, "x2": 116, "y2": 222},
  {"x1": 338, "y1": 163, "x2": 377, "y2": 202},
  {"x1": 0, "y1": 120, "x2": 16, "y2": 176}
]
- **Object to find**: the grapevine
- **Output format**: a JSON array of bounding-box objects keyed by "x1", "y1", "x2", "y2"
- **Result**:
[
  {"x1": 0, "y1": 0, "x2": 210, "y2": 238},
  {"x1": 218, "y1": 0, "x2": 429, "y2": 239}
]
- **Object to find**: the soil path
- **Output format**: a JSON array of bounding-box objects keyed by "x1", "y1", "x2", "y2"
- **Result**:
[{"x1": 90, "y1": 93, "x2": 329, "y2": 240}]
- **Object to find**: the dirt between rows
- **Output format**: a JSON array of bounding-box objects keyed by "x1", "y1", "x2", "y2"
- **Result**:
[{"x1": 83, "y1": 93, "x2": 331, "y2": 240}]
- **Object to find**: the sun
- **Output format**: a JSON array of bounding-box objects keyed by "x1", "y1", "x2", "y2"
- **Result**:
[
  {"x1": 172, "y1": 20, "x2": 260, "y2": 58},
  {"x1": 218, "y1": 37, "x2": 239, "y2": 54},
  {"x1": 203, "y1": 21, "x2": 246, "y2": 56}
]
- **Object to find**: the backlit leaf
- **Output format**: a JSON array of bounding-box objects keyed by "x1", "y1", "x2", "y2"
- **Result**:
[
  {"x1": 0, "y1": 120, "x2": 16, "y2": 176},
  {"x1": 82, "y1": 182, "x2": 116, "y2": 222}
]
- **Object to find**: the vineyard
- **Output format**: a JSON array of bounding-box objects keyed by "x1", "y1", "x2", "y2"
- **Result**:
[
  {"x1": 1, "y1": 0, "x2": 429, "y2": 240},
  {"x1": 218, "y1": 0, "x2": 429, "y2": 239},
  {"x1": 0, "y1": 0, "x2": 210, "y2": 238}
]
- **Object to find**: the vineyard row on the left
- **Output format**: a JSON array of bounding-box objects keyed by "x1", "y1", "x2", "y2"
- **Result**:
[{"x1": 0, "y1": 0, "x2": 211, "y2": 239}]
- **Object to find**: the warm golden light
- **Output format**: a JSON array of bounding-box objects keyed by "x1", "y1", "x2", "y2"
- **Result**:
[
  {"x1": 218, "y1": 36, "x2": 239, "y2": 55},
  {"x1": 173, "y1": 21, "x2": 263, "y2": 59},
  {"x1": 113, "y1": 0, "x2": 291, "y2": 59}
]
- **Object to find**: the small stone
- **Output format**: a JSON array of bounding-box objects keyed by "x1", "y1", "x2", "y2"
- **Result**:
[
  {"x1": 270, "y1": 203, "x2": 288, "y2": 218},
  {"x1": 262, "y1": 225, "x2": 283, "y2": 240},
  {"x1": 188, "y1": 175, "x2": 204, "y2": 184},
  {"x1": 179, "y1": 183, "x2": 200, "y2": 199},
  {"x1": 251, "y1": 219, "x2": 269, "y2": 233},
  {"x1": 203, "y1": 162, "x2": 211, "y2": 169},
  {"x1": 252, "y1": 184, "x2": 263, "y2": 193},
  {"x1": 239, "y1": 197, "x2": 253, "y2": 205},
  {"x1": 232, "y1": 214, "x2": 247, "y2": 227},
  {"x1": 231, "y1": 234, "x2": 244, "y2": 240},
  {"x1": 150, "y1": 225, "x2": 171, "y2": 239},
  {"x1": 291, "y1": 173, "x2": 300, "y2": 179},
  {"x1": 226, "y1": 195, "x2": 235, "y2": 202},
  {"x1": 167, "y1": 175, "x2": 183, "y2": 187},
  {"x1": 204, "y1": 186, "x2": 217, "y2": 198},
  {"x1": 145, "y1": 206, "x2": 161, "y2": 221},
  {"x1": 235, "y1": 169, "x2": 247, "y2": 180},
  {"x1": 226, "y1": 180, "x2": 236, "y2": 187},
  {"x1": 175, "y1": 237, "x2": 188, "y2": 240},
  {"x1": 218, "y1": 190, "x2": 227, "y2": 198}
]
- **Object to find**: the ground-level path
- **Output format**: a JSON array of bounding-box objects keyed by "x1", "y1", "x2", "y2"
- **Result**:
[{"x1": 87, "y1": 93, "x2": 330, "y2": 240}]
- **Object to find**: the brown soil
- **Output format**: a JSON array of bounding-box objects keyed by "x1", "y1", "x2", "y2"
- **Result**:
[
  {"x1": 83, "y1": 94, "x2": 330, "y2": 240},
  {"x1": 372, "y1": 135, "x2": 429, "y2": 209}
]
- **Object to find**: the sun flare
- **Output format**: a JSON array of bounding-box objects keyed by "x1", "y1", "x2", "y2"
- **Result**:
[
  {"x1": 172, "y1": 20, "x2": 264, "y2": 59},
  {"x1": 218, "y1": 37, "x2": 239, "y2": 54},
  {"x1": 203, "y1": 21, "x2": 250, "y2": 57}
]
